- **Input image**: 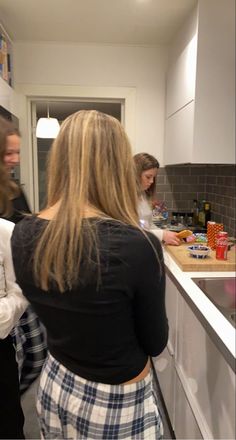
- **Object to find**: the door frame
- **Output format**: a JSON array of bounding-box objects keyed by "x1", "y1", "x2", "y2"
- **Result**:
[{"x1": 15, "y1": 84, "x2": 136, "y2": 210}]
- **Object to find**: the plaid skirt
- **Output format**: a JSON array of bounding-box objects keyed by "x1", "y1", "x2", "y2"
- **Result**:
[
  {"x1": 37, "y1": 353, "x2": 163, "y2": 439},
  {"x1": 11, "y1": 305, "x2": 47, "y2": 394}
]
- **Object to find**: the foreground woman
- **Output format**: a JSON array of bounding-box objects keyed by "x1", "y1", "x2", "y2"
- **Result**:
[{"x1": 12, "y1": 110, "x2": 168, "y2": 439}]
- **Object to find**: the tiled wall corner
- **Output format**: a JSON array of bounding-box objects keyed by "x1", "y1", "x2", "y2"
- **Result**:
[
  {"x1": 155, "y1": 164, "x2": 236, "y2": 237},
  {"x1": 205, "y1": 165, "x2": 236, "y2": 238}
]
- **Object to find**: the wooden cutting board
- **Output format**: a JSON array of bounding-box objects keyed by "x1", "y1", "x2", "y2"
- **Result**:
[{"x1": 165, "y1": 243, "x2": 236, "y2": 272}]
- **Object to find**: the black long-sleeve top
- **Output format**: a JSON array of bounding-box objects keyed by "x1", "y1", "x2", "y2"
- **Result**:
[{"x1": 11, "y1": 216, "x2": 168, "y2": 384}]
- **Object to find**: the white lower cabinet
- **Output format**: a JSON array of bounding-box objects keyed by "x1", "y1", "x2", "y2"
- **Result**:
[
  {"x1": 177, "y1": 293, "x2": 236, "y2": 440},
  {"x1": 153, "y1": 344, "x2": 175, "y2": 427},
  {"x1": 174, "y1": 367, "x2": 203, "y2": 439},
  {"x1": 154, "y1": 274, "x2": 236, "y2": 439}
]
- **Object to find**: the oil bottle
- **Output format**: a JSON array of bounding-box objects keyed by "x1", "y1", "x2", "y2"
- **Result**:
[
  {"x1": 192, "y1": 199, "x2": 199, "y2": 226},
  {"x1": 204, "y1": 201, "x2": 211, "y2": 227},
  {"x1": 198, "y1": 201, "x2": 211, "y2": 228}
]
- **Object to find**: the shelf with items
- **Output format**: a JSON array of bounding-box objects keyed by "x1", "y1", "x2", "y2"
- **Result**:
[{"x1": 0, "y1": 23, "x2": 13, "y2": 87}]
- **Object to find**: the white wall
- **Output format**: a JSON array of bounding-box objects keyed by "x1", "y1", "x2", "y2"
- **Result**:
[{"x1": 13, "y1": 42, "x2": 167, "y2": 163}]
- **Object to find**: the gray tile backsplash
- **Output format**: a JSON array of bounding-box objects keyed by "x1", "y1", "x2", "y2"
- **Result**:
[{"x1": 155, "y1": 164, "x2": 236, "y2": 237}]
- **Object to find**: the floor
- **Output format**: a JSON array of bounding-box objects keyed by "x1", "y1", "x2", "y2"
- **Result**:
[{"x1": 21, "y1": 374, "x2": 175, "y2": 439}]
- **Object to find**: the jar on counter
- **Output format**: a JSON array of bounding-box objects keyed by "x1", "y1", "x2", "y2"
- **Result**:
[
  {"x1": 171, "y1": 212, "x2": 178, "y2": 225},
  {"x1": 186, "y1": 212, "x2": 193, "y2": 227},
  {"x1": 179, "y1": 212, "x2": 186, "y2": 225}
]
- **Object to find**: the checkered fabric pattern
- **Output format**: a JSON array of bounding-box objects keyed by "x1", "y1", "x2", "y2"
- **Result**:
[
  {"x1": 37, "y1": 353, "x2": 163, "y2": 439},
  {"x1": 11, "y1": 305, "x2": 47, "y2": 394}
]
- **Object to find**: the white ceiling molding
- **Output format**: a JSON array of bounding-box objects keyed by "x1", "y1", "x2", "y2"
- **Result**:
[{"x1": 15, "y1": 84, "x2": 136, "y2": 148}]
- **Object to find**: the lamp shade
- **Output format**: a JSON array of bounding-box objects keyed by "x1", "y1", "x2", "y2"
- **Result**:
[{"x1": 36, "y1": 117, "x2": 60, "y2": 138}]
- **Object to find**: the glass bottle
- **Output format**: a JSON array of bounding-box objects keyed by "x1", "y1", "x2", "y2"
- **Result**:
[
  {"x1": 198, "y1": 200, "x2": 205, "y2": 227},
  {"x1": 204, "y1": 202, "x2": 211, "y2": 228},
  {"x1": 192, "y1": 199, "x2": 199, "y2": 226}
]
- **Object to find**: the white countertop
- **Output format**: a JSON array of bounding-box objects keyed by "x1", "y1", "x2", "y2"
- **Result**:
[{"x1": 163, "y1": 248, "x2": 236, "y2": 360}]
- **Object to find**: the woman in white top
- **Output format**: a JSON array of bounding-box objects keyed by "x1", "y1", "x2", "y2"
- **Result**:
[
  {"x1": 0, "y1": 217, "x2": 28, "y2": 438},
  {"x1": 0, "y1": 115, "x2": 46, "y2": 438},
  {"x1": 0, "y1": 218, "x2": 28, "y2": 339},
  {"x1": 134, "y1": 153, "x2": 180, "y2": 245}
]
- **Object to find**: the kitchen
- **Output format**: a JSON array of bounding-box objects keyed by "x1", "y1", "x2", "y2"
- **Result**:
[{"x1": 0, "y1": 0, "x2": 235, "y2": 439}]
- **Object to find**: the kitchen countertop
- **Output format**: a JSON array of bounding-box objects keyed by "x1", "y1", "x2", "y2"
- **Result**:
[
  {"x1": 165, "y1": 242, "x2": 236, "y2": 271},
  {"x1": 163, "y1": 247, "x2": 236, "y2": 371}
]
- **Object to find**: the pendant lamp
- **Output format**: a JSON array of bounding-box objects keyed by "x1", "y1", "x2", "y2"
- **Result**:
[{"x1": 36, "y1": 103, "x2": 60, "y2": 138}]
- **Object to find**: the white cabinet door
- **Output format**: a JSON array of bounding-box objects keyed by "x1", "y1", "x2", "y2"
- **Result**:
[
  {"x1": 174, "y1": 370, "x2": 203, "y2": 439},
  {"x1": 164, "y1": 0, "x2": 235, "y2": 164},
  {"x1": 166, "y1": 35, "x2": 197, "y2": 118},
  {"x1": 164, "y1": 101, "x2": 194, "y2": 165},
  {"x1": 153, "y1": 346, "x2": 175, "y2": 427},
  {"x1": 165, "y1": 274, "x2": 178, "y2": 352},
  {"x1": 153, "y1": 274, "x2": 178, "y2": 426},
  {"x1": 177, "y1": 293, "x2": 236, "y2": 439}
]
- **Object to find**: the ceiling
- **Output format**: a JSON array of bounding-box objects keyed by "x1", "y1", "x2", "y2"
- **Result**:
[
  {"x1": 0, "y1": 0, "x2": 197, "y2": 45},
  {"x1": 0, "y1": 0, "x2": 197, "y2": 121}
]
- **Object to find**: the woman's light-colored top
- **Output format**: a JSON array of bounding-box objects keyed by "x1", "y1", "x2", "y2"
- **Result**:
[
  {"x1": 0, "y1": 218, "x2": 28, "y2": 339},
  {"x1": 138, "y1": 194, "x2": 164, "y2": 242}
]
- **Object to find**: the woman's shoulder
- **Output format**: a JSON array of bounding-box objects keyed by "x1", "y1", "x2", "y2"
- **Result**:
[
  {"x1": 12, "y1": 216, "x2": 47, "y2": 243},
  {"x1": 108, "y1": 221, "x2": 163, "y2": 255}
]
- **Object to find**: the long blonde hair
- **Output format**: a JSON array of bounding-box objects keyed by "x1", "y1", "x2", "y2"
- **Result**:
[
  {"x1": 0, "y1": 116, "x2": 20, "y2": 217},
  {"x1": 34, "y1": 110, "x2": 141, "y2": 292}
]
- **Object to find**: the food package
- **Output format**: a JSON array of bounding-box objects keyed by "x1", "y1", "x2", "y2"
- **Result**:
[
  {"x1": 194, "y1": 233, "x2": 207, "y2": 243},
  {"x1": 207, "y1": 222, "x2": 223, "y2": 249}
]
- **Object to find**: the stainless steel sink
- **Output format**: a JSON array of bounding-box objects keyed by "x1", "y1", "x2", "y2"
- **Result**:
[{"x1": 192, "y1": 277, "x2": 236, "y2": 327}]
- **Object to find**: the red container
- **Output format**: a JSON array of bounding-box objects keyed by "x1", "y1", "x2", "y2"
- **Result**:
[{"x1": 216, "y1": 231, "x2": 228, "y2": 260}]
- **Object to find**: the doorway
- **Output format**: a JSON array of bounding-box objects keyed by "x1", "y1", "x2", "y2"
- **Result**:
[{"x1": 31, "y1": 99, "x2": 123, "y2": 210}]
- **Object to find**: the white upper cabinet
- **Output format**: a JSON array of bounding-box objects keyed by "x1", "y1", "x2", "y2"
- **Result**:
[
  {"x1": 166, "y1": 34, "x2": 197, "y2": 118},
  {"x1": 166, "y1": 7, "x2": 198, "y2": 119},
  {"x1": 165, "y1": 100, "x2": 194, "y2": 164},
  {"x1": 164, "y1": 0, "x2": 235, "y2": 165}
]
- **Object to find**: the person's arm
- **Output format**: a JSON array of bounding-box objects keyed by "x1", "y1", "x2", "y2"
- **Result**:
[
  {"x1": 150, "y1": 227, "x2": 164, "y2": 241},
  {"x1": 0, "y1": 219, "x2": 28, "y2": 339},
  {"x1": 162, "y1": 230, "x2": 180, "y2": 245},
  {"x1": 150, "y1": 228, "x2": 180, "y2": 245},
  {"x1": 133, "y1": 233, "x2": 168, "y2": 356}
]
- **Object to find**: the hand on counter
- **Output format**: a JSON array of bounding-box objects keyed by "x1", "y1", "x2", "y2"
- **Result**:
[{"x1": 163, "y1": 230, "x2": 180, "y2": 246}]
